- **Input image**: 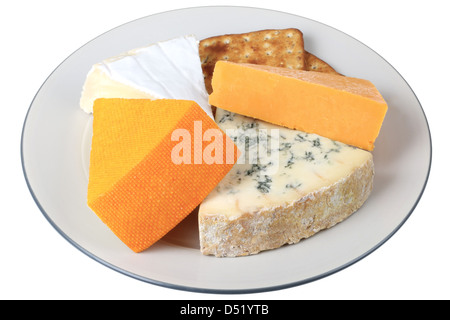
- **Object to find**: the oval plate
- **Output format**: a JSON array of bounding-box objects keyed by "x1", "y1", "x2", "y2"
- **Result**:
[{"x1": 21, "y1": 6, "x2": 431, "y2": 293}]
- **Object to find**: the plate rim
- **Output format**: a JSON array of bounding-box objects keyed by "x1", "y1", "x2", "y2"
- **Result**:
[{"x1": 20, "y1": 5, "x2": 433, "y2": 294}]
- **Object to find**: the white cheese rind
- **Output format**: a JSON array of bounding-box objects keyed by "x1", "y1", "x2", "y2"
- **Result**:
[
  {"x1": 79, "y1": 35, "x2": 213, "y2": 118},
  {"x1": 198, "y1": 109, "x2": 374, "y2": 257}
]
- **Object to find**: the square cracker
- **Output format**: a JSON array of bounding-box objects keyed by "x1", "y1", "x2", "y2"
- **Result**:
[{"x1": 199, "y1": 28, "x2": 307, "y2": 94}]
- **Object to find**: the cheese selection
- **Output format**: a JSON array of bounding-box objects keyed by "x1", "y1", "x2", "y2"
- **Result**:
[
  {"x1": 80, "y1": 35, "x2": 213, "y2": 119},
  {"x1": 87, "y1": 98, "x2": 238, "y2": 252},
  {"x1": 209, "y1": 61, "x2": 388, "y2": 151},
  {"x1": 198, "y1": 109, "x2": 374, "y2": 256},
  {"x1": 80, "y1": 30, "x2": 388, "y2": 255}
]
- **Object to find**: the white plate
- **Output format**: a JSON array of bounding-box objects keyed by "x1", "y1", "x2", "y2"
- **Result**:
[{"x1": 21, "y1": 6, "x2": 431, "y2": 293}]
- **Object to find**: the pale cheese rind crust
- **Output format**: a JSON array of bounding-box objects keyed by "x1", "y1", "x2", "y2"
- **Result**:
[{"x1": 199, "y1": 155, "x2": 374, "y2": 257}]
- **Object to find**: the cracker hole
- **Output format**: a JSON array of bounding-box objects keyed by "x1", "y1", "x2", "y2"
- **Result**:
[
  {"x1": 287, "y1": 33, "x2": 293, "y2": 38},
  {"x1": 243, "y1": 36, "x2": 250, "y2": 42},
  {"x1": 223, "y1": 39, "x2": 231, "y2": 44}
]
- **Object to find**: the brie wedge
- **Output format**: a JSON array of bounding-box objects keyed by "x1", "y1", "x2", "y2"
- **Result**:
[{"x1": 79, "y1": 35, "x2": 213, "y2": 119}]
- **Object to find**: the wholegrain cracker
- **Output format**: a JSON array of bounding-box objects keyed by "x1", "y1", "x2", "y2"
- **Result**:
[
  {"x1": 200, "y1": 28, "x2": 307, "y2": 94},
  {"x1": 305, "y1": 51, "x2": 340, "y2": 75},
  {"x1": 199, "y1": 28, "x2": 340, "y2": 94}
]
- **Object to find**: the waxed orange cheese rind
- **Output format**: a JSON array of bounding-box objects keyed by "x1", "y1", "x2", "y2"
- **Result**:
[
  {"x1": 87, "y1": 98, "x2": 239, "y2": 253},
  {"x1": 209, "y1": 61, "x2": 388, "y2": 151}
]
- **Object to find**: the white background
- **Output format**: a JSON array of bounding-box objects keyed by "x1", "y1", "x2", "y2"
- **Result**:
[{"x1": 2, "y1": 0, "x2": 448, "y2": 300}]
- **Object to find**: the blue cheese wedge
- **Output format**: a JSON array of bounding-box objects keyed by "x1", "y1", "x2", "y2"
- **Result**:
[
  {"x1": 79, "y1": 35, "x2": 213, "y2": 119},
  {"x1": 198, "y1": 108, "x2": 374, "y2": 257}
]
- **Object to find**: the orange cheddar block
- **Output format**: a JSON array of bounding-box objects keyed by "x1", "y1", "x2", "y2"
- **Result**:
[
  {"x1": 87, "y1": 98, "x2": 239, "y2": 252},
  {"x1": 209, "y1": 61, "x2": 388, "y2": 151}
]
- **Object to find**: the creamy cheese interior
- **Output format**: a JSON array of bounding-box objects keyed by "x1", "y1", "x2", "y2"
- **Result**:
[
  {"x1": 80, "y1": 35, "x2": 213, "y2": 118},
  {"x1": 79, "y1": 67, "x2": 158, "y2": 111},
  {"x1": 199, "y1": 108, "x2": 372, "y2": 218}
]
